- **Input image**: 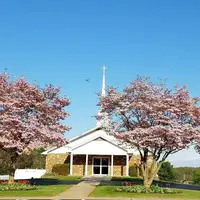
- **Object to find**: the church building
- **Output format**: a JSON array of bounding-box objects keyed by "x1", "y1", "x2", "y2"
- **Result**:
[{"x1": 43, "y1": 67, "x2": 140, "y2": 176}]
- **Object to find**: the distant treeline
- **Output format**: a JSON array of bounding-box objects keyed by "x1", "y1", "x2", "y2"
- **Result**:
[
  {"x1": 158, "y1": 161, "x2": 200, "y2": 185},
  {"x1": 174, "y1": 167, "x2": 200, "y2": 184}
]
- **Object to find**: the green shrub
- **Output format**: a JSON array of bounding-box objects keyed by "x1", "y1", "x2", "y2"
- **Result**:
[
  {"x1": 129, "y1": 165, "x2": 140, "y2": 177},
  {"x1": 0, "y1": 182, "x2": 37, "y2": 191},
  {"x1": 193, "y1": 169, "x2": 200, "y2": 185},
  {"x1": 158, "y1": 162, "x2": 175, "y2": 182},
  {"x1": 52, "y1": 163, "x2": 69, "y2": 176},
  {"x1": 116, "y1": 184, "x2": 181, "y2": 194}
]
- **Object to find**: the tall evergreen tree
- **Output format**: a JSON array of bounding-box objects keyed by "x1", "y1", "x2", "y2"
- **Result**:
[{"x1": 158, "y1": 161, "x2": 175, "y2": 182}]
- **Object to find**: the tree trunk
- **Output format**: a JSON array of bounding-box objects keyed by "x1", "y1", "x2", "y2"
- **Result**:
[
  {"x1": 143, "y1": 178, "x2": 152, "y2": 188},
  {"x1": 10, "y1": 151, "x2": 19, "y2": 175},
  {"x1": 141, "y1": 159, "x2": 163, "y2": 188}
]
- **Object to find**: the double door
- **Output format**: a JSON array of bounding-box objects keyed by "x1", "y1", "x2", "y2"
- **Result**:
[{"x1": 93, "y1": 157, "x2": 109, "y2": 175}]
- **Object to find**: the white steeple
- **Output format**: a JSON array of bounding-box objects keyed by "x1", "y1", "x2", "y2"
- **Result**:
[
  {"x1": 101, "y1": 65, "x2": 106, "y2": 97},
  {"x1": 96, "y1": 65, "x2": 107, "y2": 127}
]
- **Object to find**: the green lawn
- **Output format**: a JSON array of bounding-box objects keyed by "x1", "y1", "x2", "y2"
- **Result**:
[
  {"x1": 90, "y1": 186, "x2": 200, "y2": 199},
  {"x1": 0, "y1": 185, "x2": 71, "y2": 197},
  {"x1": 42, "y1": 174, "x2": 82, "y2": 180}
]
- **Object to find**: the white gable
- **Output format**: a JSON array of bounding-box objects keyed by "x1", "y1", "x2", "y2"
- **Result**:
[
  {"x1": 43, "y1": 126, "x2": 139, "y2": 155},
  {"x1": 72, "y1": 137, "x2": 127, "y2": 155},
  {"x1": 68, "y1": 128, "x2": 117, "y2": 150}
]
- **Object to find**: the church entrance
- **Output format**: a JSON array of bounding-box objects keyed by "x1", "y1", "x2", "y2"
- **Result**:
[{"x1": 92, "y1": 157, "x2": 110, "y2": 175}]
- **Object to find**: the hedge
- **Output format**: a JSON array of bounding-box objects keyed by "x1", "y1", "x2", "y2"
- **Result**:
[
  {"x1": 129, "y1": 165, "x2": 140, "y2": 177},
  {"x1": 52, "y1": 163, "x2": 70, "y2": 175}
]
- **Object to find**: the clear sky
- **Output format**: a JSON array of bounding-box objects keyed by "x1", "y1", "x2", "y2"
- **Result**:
[{"x1": 0, "y1": 0, "x2": 200, "y2": 166}]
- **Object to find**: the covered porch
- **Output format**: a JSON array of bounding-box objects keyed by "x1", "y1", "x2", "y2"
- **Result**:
[
  {"x1": 69, "y1": 153, "x2": 130, "y2": 176},
  {"x1": 69, "y1": 136, "x2": 131, "y2": 176}
]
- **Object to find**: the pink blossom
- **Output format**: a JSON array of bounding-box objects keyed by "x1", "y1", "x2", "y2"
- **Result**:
[
  {"x1": 0, "y1": 73, "x2": 70, "y2": 154},
  {"x1": 99, "y1": 76, "x2": 200, "y2": 163}
]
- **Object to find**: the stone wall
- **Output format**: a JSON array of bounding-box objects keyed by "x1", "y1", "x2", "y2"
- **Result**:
[
  {"x1": 73, "y1": 155, "x2": 85, "y2": 176},
  {"x1": 45, "y1": 153, "x2": 69, "y2": 173},
  {"x1": 87, "y1": 155, "x2": 93, "y2": 176},
  {"x1": 113, "y1": 155, "x2": 141, "y2": 176},
  {"x1": 113, "y1": 155, "x2": 126, "y2": 176},
  {"x1": 72, "y1": 155, "x2": 128, "y2": 176},
  {"x1": 45, "y1": 153, "x2": 141, "y2": 176}
]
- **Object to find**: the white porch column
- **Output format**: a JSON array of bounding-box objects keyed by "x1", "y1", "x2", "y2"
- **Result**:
[
  {"x1": 70, "y1": 153, "x2": 73, "y2": 175},
  {"x1": 126, "y1": 154, "x2": 129, "y2": 176},
  {"x1": 111, "y1": 155, "x2": 114, "y2": 176},
  {"x1": 85, "y1": 154, "x2": 88, "y2": 176}
]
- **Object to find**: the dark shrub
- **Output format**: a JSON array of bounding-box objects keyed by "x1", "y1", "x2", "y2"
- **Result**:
[
  {"x1": 52, "y1": 163, "x2": 69, "y2": 175},
  {"x1": 158, "y1": 162, "x2": 175, "y2": 182},
  {"x1": 129, "y1": 165, "x2": 139, "y2": 177}
]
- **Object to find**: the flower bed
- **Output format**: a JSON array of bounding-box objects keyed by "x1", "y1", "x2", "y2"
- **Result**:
[
  {"x1": 0, "y1": 180, "x2": 37, "y2": 191},
  {"x1": 116, "y1": 182, "x2": 181, "y2": 194}
]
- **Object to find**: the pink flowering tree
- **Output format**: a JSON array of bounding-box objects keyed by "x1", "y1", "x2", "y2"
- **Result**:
[
  {"x1": 99, "y1": 76, "x2": 200, "y2": 188},
  {"x1": 0, "y1": 73, "x2": 70, "y2": 166}
]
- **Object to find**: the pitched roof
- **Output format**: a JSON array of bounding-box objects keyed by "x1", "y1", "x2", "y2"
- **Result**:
[{"x1": 43, "y1": 126, "x2": 139, "y2": 155}]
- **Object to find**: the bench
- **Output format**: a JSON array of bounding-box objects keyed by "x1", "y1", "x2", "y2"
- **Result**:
[{"x1": 0, "y1": 175, "x2": 9, "y2": 180}]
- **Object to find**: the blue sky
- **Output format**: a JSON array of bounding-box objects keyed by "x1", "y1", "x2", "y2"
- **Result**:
[{"x1": 0, "y1": 0, "x2": 200, "y2": 166}]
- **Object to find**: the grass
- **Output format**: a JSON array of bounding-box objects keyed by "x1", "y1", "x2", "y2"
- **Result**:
[
  {"x1": 42, "y1": 174, "x2": 82, "y2": 180},
  {"x1": 0, "y1": 185, "x2": 71, "y2": 197},
  {"x1": 89, "y1": 186, "x2": 200, "y2": 199}
]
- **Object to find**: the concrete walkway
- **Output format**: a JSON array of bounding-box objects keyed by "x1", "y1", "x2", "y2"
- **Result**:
[{"x1": 55, "y1": 180, "x2": 100, "y2": 199}]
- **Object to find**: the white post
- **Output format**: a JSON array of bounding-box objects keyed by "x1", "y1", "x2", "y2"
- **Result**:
[
  {"x1": 111, "y1": 155, "x2": 114, "y2": 176},
  {"x1": 70, "y1": 153, "x2": 73, "y2": 175},
  {"x1": 85, "y1": 154, "x2": 88, "y2": 176},
  {"x1": 126, "y1": 154, "x2": 129, "y2": 176}
]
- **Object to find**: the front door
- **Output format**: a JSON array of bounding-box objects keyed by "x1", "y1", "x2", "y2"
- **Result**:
[{"x1": 93, "y1": 157, "x2": 109, "y2": 175}]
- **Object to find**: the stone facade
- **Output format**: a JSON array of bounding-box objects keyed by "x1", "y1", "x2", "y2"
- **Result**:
[
  {"x1": 45, "y1": 154, "x2": 141, "y2": 176},
  {"x1": 113, "y1": 155, "x2": 126, "y2": 176},
  {"x1": 73, "y1": 155, "x2": 85, "y2": 176},
  {"x1": 46, "y1": 153, "x2": 69, "y2": 173}
]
